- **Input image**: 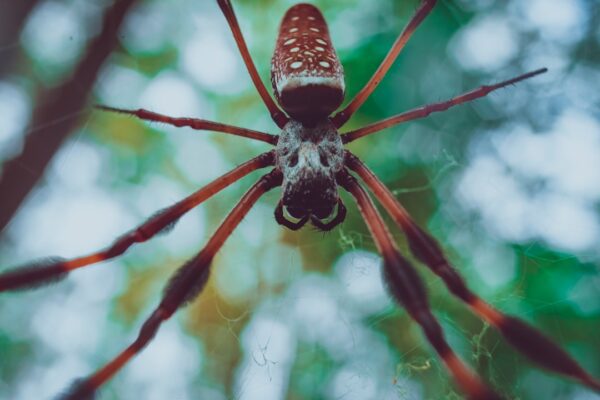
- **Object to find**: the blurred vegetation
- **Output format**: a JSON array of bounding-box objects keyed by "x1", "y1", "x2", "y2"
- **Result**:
[{"x1": 0, "y1": 0, "x2": 599, "y2": 399}]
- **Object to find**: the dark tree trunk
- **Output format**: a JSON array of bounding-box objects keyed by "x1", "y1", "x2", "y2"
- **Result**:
[
  {"x1": 0, "y1": 0, "x2": 138, "y2": 234},
  {"x1": 0, "y1": 0, "x2": 39, "y2": 77}
]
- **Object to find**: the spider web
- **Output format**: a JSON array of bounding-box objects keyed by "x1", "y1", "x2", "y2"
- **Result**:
[{"x1": 1, "y1": 0, "x2": 600, "y2": 400}]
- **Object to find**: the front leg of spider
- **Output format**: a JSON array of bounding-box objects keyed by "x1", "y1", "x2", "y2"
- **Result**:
[{"x1": 0, "y1": 152, "x2": 275, "y2": 292}]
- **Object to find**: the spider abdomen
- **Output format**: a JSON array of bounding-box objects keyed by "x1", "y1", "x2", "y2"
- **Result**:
[{"x1": 271, "y1": 3, "x2": 345, "y2": 125}]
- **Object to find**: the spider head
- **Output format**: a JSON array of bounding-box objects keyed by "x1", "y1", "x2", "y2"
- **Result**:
[{"x1": 276, "y1": 119, "x2": 345, "y2": 227}]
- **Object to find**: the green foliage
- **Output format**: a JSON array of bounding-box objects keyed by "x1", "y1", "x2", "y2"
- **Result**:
[{"x1": 1, "y1": 0, "x2": 599, "y2": 399}]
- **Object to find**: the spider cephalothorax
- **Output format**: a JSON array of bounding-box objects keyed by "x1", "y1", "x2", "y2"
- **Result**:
[
  {"x1": 1, "y1": 0, "x2": 599, "y2": 399},
  {"x1": 275, "y1": 119, "x2": 344, "y2": 229}
]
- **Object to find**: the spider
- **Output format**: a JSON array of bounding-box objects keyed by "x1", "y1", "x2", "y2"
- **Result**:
[{"x1": 1, "y1": 0, "x2": 599, "y2": 399}]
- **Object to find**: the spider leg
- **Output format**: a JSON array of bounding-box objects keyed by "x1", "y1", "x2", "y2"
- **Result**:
[
  {"x1": 331, "y1": 0, "x2": 437, "y2": 128},
  {"x1": 342, "y1": 68, "x2": 547, "y2": 143},
  {"x1": 96, "y1": 105, "x2": 278, "y2": 144},
  {"x1": 274, "y1": 200, "x2": 309, "y2": 230},
  {"x1": 345, "y1": 152, "x2": 600, "y2": 392},
  {"x1": 310, "y1": 199, "x2": 347, "y2": 231},
  {"x1": 0, "y1": 152, "x2": 275, "y2": 292},
  {"x1": 56, "y1": 169, "x2": 282, "y2": 399},
  {"x1": 217, "y1": 0, "x2": 289, "y2": 128},
  {"x1": 338, "y1": 169, "x2": 501, "y2": 400}
]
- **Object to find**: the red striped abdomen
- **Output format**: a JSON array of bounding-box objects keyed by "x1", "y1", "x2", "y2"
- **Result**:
[{"x1": 271, "y1": 3, "x2": 345, "y2": 125}]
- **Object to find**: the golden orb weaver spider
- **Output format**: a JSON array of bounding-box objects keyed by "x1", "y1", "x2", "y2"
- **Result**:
[{"x1": 1, "y1": 0, "x2": 599, "y2": 399}]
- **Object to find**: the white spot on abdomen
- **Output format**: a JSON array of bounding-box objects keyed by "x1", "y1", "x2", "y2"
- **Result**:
[
  {"x1": 290, "y1": 61, "x2": 303, "y2": 69},
  {"x1": 284, "y1": 38, "x2": 297, "y2": 45}
]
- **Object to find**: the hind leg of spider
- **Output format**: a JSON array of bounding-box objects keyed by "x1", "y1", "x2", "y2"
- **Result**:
[
  {"x1": 345, "y1": 152, "x2": 600, "y2": 392},
  {"x1": 332, "y1": 0, "x2": 437, "y2": 128},
  {"x1": 217, "y1": 0, "x2": 289, "y2": 128},
  {"x1": 56, "y1": 169, "x2": 282, "y2": 399},
  {"x1": 341, "y1": 68, "x2": 547, "y2": 143},
  {"x1": 0, "y1": 152, "x2": 275, "y2": 292},
  {"x1": 338, "y1": 169, "x2": 501, "y2": 400},
  {"x1": 310, "y1": 199, "x2": 347, "y2": 231},
  {"x1": 95, "y1": 105, "x2": 277, "y2": 144}
]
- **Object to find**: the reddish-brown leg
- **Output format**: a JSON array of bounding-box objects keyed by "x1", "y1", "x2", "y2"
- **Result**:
[
  {"x1": 345, "y1": 152, "x2": 600, "y2": 392},
  {"x1": 331, "y1": 0, "x2": 437, "y2": 128},
  {"x1": 342, "y1": 68, "x2": 547, "y2": 143},
  {"x1": 96, "y1": 105, "x2": 278, "y2": 144},
  {"x1": 217, "y1": 0, "x2": 289, "y2": 128},
  {"x1": 338, "y1": 169, "x2": 501, "y2": 400},
  {"x1": 0, "y1": 152, "x2": 275, "y2": 292},
  {"x1": 57, "y1": 169, "x2": 282, "y2": 400}
]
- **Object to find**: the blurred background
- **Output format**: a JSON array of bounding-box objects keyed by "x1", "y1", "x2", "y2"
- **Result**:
[{"x1": 0, "y1": 0, "x2": 599, "y2": 399}]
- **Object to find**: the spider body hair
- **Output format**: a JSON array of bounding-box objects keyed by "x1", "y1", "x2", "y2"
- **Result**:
[
  {"x1": 0, "y1": 257, "x2": 68, "y2": 291},
  {"x1": 276, "y1": 119, "x2": 345, "y2": 229}
]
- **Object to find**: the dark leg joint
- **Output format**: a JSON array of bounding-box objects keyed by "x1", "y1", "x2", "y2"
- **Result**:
[
  {"x1": 410, "y1": 308, "x2": 449, "y2": 355},
  {"x1": 55, "y1": 378, "x2": 96, "y2": 400},
  {"x1": 260, "y1": 169, "x2": 283, "y2": 190},
  {"x1": 104, "y1": 233, "x2": 137, "y2": 258},
  {"x1": 271, "y1": 110, "x2": 290, "y2": 130},
  {"x1": 134, "y1": 309, "x2": 166, "y2": 351}
]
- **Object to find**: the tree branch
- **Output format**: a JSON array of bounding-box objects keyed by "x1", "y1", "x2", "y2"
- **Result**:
[{"x1": 0, "y1": 0, "x2": 138, "y2": 234}]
